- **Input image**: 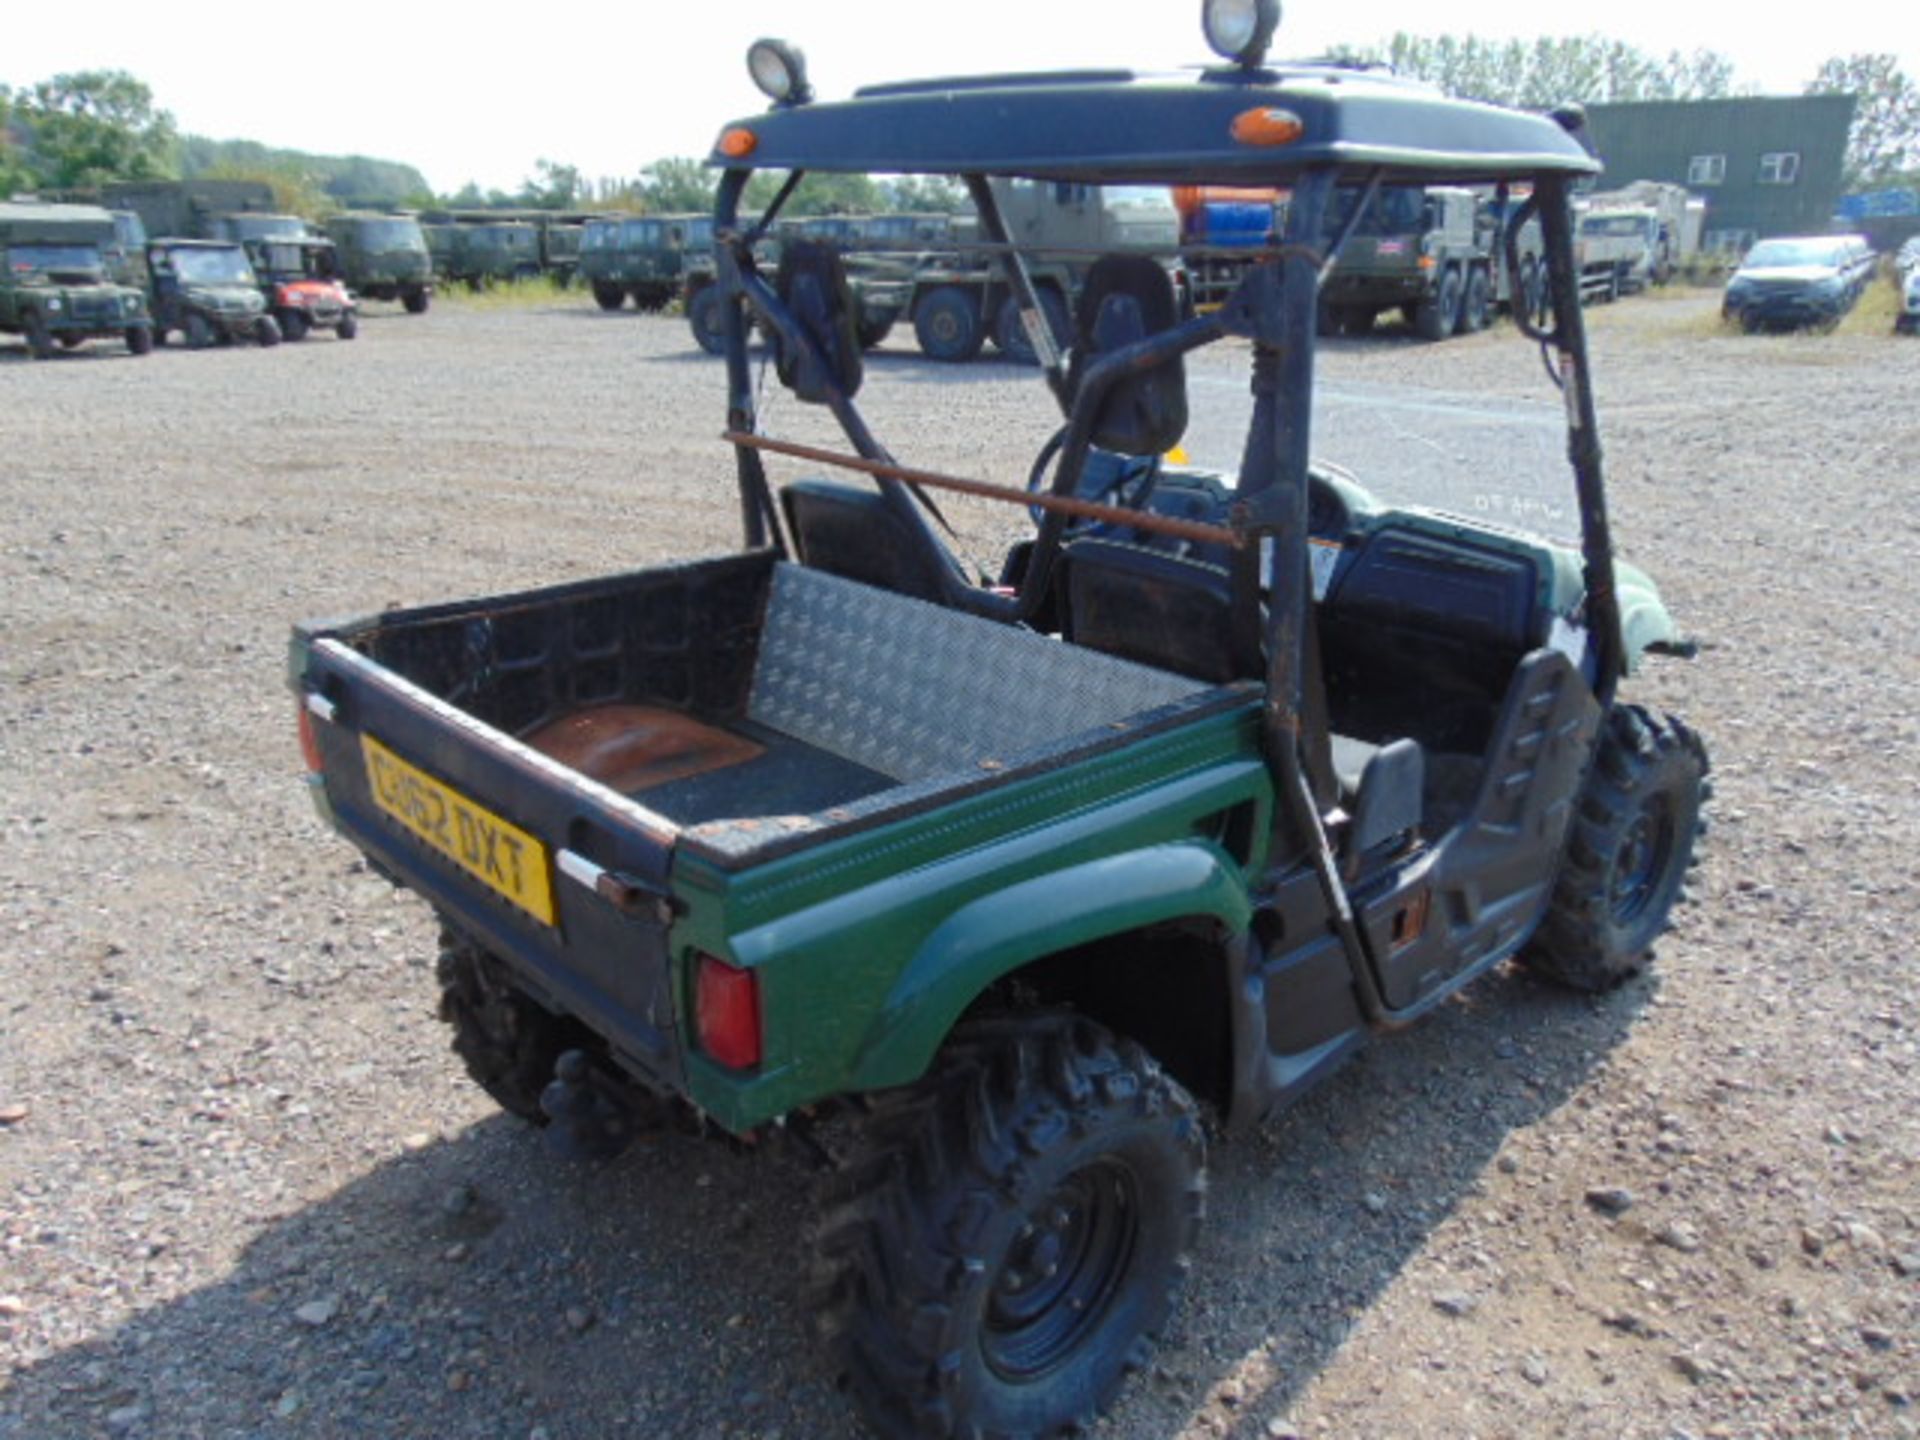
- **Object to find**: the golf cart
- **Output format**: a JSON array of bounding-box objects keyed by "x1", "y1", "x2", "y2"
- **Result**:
[
  {"x1": 289, "y1": 7, "x2": 1708, "y2": 1436},
  {"x1": 246, "y1": 235, "x2": 359, "y2": 341}
]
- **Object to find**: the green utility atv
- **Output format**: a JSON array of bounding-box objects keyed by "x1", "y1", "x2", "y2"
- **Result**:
[
  {"x1": 147, "y1": 239, "x2": 280, "y2": 348},
  {"x1": 290, "y1": 8, "x2": 1708, "y2": 1436},
  {"x1": 0, "y1": 202, "x2": 153, "y2": 358}
]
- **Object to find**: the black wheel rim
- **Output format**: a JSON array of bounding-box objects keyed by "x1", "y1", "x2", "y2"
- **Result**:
[
  {"x1": 1611, "y1": 793, "x2": 1676, "y2": 926},
  {"x1": 982, "y1": 1158, "x2": 1139, "y2": 1381}
]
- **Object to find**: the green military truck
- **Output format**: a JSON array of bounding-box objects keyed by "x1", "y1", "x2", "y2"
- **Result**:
[
  {"x1": 323, "y1": 212, "x2": 433, "y2": 313},
  {"x1": 420, "y1": 211, "x2": 544, "y2": 289},
  {"x1": 0, "y1": 201, "x2": 153, "y2": 358},
  {"x1": 1318, "y1": 183, "x2": 1546, "y2": 340},
  {"x1": 291, "y1": 14, "x2": 1708, "y2": 1437},
  {"x1": 581, "y1": 212, "x2": 713, "y2": 311},
  {"x1": 147, "y1": 238, "x2": 280, "y2": 347}
]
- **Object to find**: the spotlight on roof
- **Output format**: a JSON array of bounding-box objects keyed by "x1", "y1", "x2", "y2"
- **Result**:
[
  {"x1": 1202, "y1": 0, "x2": 1281, "y2": 69},
  {"x1": 747, "y1": 38, "x2": 812, "y2": 107}
]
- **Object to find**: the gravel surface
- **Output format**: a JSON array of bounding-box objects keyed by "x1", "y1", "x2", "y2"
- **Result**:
[{"x1": 2, "y1": 290, "x2": 1917, "y2": 1440}]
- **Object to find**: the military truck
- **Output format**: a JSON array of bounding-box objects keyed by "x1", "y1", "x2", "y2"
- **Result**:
[
  {"x1": 0, "y1": 201, "x2": 153, "y2": 358},
  {"x1": 104, "y1": 210, "x2": 150, "y2": 292},
  {"x1": 292, "y1": 13, "x2": 1710, "y2": 1438},
  {"x1": 323, "y1": 212, "x2": 433, "y2": 313},
  {"x1": 247, "y1": 235, "x2": 358, "y2": 341},
  {"x1": 581, "y1": 213, "x2": 713, "y2": 311},
  {"x1": 420, "y1": 211, "x2": 544, "y2": 289},
  {"x1": 146, "y1": 238, "x2": 280, "y2": 347},
  {"x1": 1317, "y1": 183, "x2": 1545, "y2": 340},
  {"x1": 101, "y1": 179, "x2": 288, "y2": 246}
]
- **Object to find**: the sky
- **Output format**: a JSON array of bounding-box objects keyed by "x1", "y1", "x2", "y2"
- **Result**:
[{"x1": 8, "y1": 1, "x2": 1915, "y2": 195}]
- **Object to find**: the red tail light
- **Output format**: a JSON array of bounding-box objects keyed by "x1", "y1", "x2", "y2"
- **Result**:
[
  {"x1": 695, "y1": 953, "x2": 762, "y2": 1069},
  {"x1": 297, "y1": 703, "x2": 324, "y2": 774}
]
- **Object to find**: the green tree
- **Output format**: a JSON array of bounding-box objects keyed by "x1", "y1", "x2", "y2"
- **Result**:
[
  {"x1": 519, "y1": 158, "x2": 585, "y2": 209},
  {"x1": 879, "y1": 175, "x2": 968, "y2": 213},
  {"x1": 1358, "y1": 33, "x2": 1738, "y2": 108},
  {"x1": 0, "y1": 86, "x2": 33, "y2": 194},
  {"x1": 639, "y1": 156, "x2": 714, "y2": 212},
  {"x1": 15, "y1": 70, "x2": 177, "y2": 187},
  {"x1": 1806, "y1": 54, "x2": 1920, "y2": 187}
]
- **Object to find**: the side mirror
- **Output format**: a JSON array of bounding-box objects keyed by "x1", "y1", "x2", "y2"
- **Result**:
[{"x1": 773, "y1": 240, "x2": 863, "y2": 403}]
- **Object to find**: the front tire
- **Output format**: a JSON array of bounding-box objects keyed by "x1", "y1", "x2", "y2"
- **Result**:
[
  {"x1": 25, "y1": 311, "x2": 55, "y2": 360},
  {"x1": 256, "y1": 315, "x2": 282, "y2": 347},
  {"x1": 1521, "y1": 706, "x2": 1709, "y2": 992},
  {"x1": 280, "y1": 310, "x2": 310, "y2": 343},
  {"x1": 592, "y1": 281, "x2": 626, "y2": 311},
  {"x1": 812, "y1": 1014, "x2": 1204, "y2": 1439},
  {"x1": 687, "y1": 284, "x2": 728, "y2": 355},
  {"x1": 336, "y1": 311, "x2": 358, "y2": 340},
  {"x1": 1461, "y1": 267, "x2": 1491, "y2": 332},
  {"x1": 914, "y1": 285, "x2": 986, "y2": 362},
  {"x1": 126, "y1": 325, "x2": 153, "y2": 356},
  {"x1": 402, "y1": 286, "x2": 430, "y2": 315}
]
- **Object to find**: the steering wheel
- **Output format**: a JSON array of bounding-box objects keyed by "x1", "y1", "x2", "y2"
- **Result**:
[{"x1": 1024, "y1": 427, "x2": 1162, "y2": 529}]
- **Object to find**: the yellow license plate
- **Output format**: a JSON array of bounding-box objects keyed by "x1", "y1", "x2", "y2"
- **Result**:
[{"x1": 361, "y1": 734, "x2": 556, "y2": 927}]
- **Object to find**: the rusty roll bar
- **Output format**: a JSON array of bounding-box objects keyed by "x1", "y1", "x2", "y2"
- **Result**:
[{"x1": 722, "y1": 431, "x2": 1245, "y2": 551}]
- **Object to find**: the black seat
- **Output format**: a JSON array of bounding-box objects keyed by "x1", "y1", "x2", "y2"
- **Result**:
[{"x1": 781, "y1": 480, "x2": 966, "y2": 604}]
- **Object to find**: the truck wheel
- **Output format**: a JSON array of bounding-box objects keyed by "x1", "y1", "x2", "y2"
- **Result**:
[
  {"x1": 592, "y1": 281, "x2": 626, "y2": 311},
  {"x1": 435, "y1": 927, "x2": 581, "y2": 1122},
  {"x1": 1413, "y1": 267, "x2": 1461, "y2": 342},
  {"x1": 24, "y1": 312, "x2": 55, "y2": 360},
  {"x1": 993, "y1": 289, "x2": 1069, "y2": 365},
  {"x1": 1461, "y1": 268, "x2": 1491, "y2": 333},
  {"x1": 185, "y1": 313, "x2": 214, "y2": 350},
  {"x1": 1520, "y1": 706, "x2": 1709, "y2": 992},
  {"x1": 856, "y1": 314, "x2": 895, "y2": 350},
  {"x1": 337, "y1": 311, "x2": 358, "y2": 341},
  {"x1": 687, "y1": 285, "x2": 729, "y2": 355},
  {"x1": 402, "y1": 286, "x2": 430, "y2": 315},
  {"x1": 812, "y1": 1014, "x2": 1204, "y2": 1439},
  {"x1": 915, "y1": 285, "x2": 986, "y2": 362},
  {"x1": 256, "y1": 315, "x2": 282, "y2": 347},
  {"x1": 125, "y1": 325, "x2": 153, "y2": 356},
  {"x1": 280, "y1": 310, "x2": 310, "y2": 343}
]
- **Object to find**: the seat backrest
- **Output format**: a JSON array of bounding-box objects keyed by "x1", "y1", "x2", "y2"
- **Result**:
[
  {"x1": 781, "y1": 480, "x2": 958, "y2": 604},
  {"x1": 1062, "y1": 538, "x2": 1251, "y2": 685}
]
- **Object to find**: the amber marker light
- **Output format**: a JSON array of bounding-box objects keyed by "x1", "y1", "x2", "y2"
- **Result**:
[
  {"x1": 1230, "y1": 107, "x2": 1305, "y2": 147},
  {"x1": 718, "y1": 127, "x2": 758, "y2": 159}
]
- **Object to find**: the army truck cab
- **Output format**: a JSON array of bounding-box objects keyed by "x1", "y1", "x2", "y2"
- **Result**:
[
  {"x1": 0, "y1": 201, "x2": 153, "y2": 358},
  {"x1": 291, "y1": 9, "x2": 1708, "y2": 1436},
  {"x1": 322, "y1": 213, "x2": 433, "y2": 313},
  {"x1": 247, "y1": 236, "x2": 358, "y2": 341},
  {"x1": 147, "y1": 238, "x2": 280, "y2": 348}
]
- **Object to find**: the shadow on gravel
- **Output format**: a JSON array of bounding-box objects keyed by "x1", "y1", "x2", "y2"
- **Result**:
[{"x1": 1, "y1": 966, "x2": 1649, "y2": 1440}]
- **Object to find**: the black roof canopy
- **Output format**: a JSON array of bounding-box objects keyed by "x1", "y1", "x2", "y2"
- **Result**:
[{"x1": 711, "y1": 64, "x2": 1601, "y2": 186}]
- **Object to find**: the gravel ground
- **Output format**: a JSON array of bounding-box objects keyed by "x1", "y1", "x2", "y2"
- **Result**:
[{"x1": 2, "y1": 288, "x2": 1917, "y2": 1440}]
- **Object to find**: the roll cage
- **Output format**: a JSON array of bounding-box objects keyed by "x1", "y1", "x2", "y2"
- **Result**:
[{"x1": 706, "y1": 65, "x2": 1616, "y2": 1016}]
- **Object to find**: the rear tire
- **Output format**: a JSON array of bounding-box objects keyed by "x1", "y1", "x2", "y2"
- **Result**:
[
  {"x1": 435, "y1": 926, "x2": 580, "y2": 1122},
  {"x1": 280, "y1": 310, "x2": 310, "y2": 343},
  {"x1": 126, "y1": 325, "x2": 153, "y2": 356},
  {"x1": 856, "y1": 314, "x2": 895, "y2": 350},
  {"x1": 255, "y1": 315, "x2": 282, "y2": 347},
  {"x1": 1461, "y1": 267, "x2": 1491, "y2": 332},
  {"x1": 914, "y1": 285, "x2": 986, "y2": 362},
  {"x1": 1414, "y1": 267, "x2": 1461, "y2": 342},
  {"x1": 336, "y1": 311, "x2": 358, "y2": 340},
  {"x1": 185, "y1": 312, "x2": 214, "y2": 350},
  {"x1": 1520, "y1": 706, "x2": 1709, "y2": 992},
  {"x1": 993, "y1": 288, "x2": 1069, "y2": 365},
  {"x1": 402, "y1": 286, "x2": 430, "y2": 314},
  {"x1": 812, "y1": 1013, "x2": 1204, "y2": 1439},
  {"x1": 592, "y1": 281, "x2": 626, "y2": 311}
]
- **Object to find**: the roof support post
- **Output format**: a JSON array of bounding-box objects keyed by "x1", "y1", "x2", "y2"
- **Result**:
[
  {"x1": 716, "y1": 167, "x2": 783, "y2": 555},
  {"x1": 1534, "y1": 172, "x2": 1623, "y2": 703}
]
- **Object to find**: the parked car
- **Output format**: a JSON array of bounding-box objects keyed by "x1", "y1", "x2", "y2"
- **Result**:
[
  {"x1": 1898, "y1": 265, "x2": 1920, "y2": 336},
  {"x1": 1720, "y1": 235, "x2": 1872, "y2": 332}
]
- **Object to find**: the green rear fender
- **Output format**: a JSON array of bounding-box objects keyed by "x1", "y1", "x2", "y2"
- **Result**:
[{"x1": 849, "y1": 840, "x2": 1253, "y2": 1090}]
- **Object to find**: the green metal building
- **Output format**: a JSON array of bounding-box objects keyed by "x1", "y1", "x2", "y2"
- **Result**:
[{"x1": 1585, "y1": 95, "x2": 1856, "y2": 250}]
